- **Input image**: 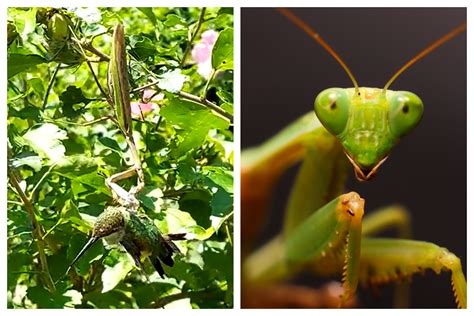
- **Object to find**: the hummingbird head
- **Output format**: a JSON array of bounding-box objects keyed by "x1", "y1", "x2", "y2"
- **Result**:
[{"x1": 93, "y1": 206, "x2": 129, "y2": 243}]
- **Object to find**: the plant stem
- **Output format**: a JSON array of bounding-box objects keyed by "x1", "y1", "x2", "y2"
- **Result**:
[
  {"x1": 86, "y1": 61, "x2": 112, "y2": 106},
  {"x1": 180, "y1": 7, "x2": 206, "y2": 67},
  {"x1": 42, "y1": 63, "x2": 61, "y2": 108},
  {"x1": 29, "y1": 162, "x2": 57, "y2": 203},
  {"x1": 153, "y1": 289, "x2": 224, "y2": 308},
  {"x1": 68, "y1": 26, "x2": 112, "y2": 105},
  {"x1": 7, "y1": 147, "x2": 56, "y2": 293},
  {"x1": 201, "y1": 68, "x2": 216, "y2": 100}
]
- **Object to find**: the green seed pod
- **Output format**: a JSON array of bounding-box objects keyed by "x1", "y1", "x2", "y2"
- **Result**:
[{"x1": 47, "y1": 13, "x2": 71, "y2": 41}]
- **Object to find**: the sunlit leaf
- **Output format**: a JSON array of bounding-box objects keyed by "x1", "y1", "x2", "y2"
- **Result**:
[
  {"x1": 212, "y1": 28, "x2": 233, "y2": 70},
  {"x1": 160, "y1": 97, "x2": 229, "y2": 157},
  {"x1": 23, "y1": 123, "x2": 68, "y2": 163},
  {"x1": 101, "y1": 256, "x2": 134, "y2": 293}
]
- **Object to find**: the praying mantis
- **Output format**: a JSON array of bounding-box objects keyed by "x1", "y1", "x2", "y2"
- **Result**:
[{"x1": 241, "y1": 8, "x2": 466, "y2": 308}]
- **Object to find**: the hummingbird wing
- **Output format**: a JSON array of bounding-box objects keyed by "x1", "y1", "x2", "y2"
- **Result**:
[
  {"x1": 164, "y1": 233, "x2": 187, "y2": 241},
  {"x1": 120, "y1": 238, "x2": 150, "y2": 281}
]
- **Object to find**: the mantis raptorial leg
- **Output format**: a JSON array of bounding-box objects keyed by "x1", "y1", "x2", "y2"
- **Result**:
[{"x1": 241, "y1": 8, "x2": 466, "y2": 308}]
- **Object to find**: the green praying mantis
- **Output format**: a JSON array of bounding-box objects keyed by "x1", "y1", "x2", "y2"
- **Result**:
[{"x1": 241, "y1": 8, "x2": 466, "y2": 308}]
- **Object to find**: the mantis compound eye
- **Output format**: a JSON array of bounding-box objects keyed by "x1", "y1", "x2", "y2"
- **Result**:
[
  {"x1": 388, "y1": 91, "x2": 424, "y2": 138},
  {"x1": 314, "y1": 88, "x2": 349, "y2": 136}
]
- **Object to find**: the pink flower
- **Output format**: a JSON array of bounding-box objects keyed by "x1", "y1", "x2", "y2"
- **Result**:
[
  {"x1": 131, "y1": 102, "x2": 154, "y2": 117},
  {"x1": 130, "y1": 89, "x2": 163, "y2": 117},
  {"x1": 191, "y1": 30, "x2": 219, "y2": 78}
]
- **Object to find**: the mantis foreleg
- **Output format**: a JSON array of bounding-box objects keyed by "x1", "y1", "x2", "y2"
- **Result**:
[
  {"x1": 244, "y1": 192, "x2": 365, "y2": 303},
  {"x1": 241, "y1": 113, "x2": 346, "y2": 247}
]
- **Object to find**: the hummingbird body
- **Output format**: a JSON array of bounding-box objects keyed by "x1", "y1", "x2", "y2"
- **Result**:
[{"x1": 64, "y1": 206, "x2": 182, "y2": 280}]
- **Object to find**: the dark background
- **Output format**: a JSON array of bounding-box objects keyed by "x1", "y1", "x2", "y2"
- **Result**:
[{"x1": 241, "y1": 8, "x2": 466, "y2": 308}]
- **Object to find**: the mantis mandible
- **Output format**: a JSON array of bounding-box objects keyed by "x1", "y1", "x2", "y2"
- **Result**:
[{"x1": 241, "y1": 8, "x2": 466, "y2": 308}]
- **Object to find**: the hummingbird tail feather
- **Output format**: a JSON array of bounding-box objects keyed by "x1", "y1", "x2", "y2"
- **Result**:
[{"x1": 151, "y1": 256, "x2": 166, "y2": 278}]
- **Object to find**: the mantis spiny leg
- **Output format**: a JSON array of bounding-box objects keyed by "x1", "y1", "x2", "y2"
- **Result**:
[
  {"x1": 359, "y1": 238, "x2": 466, "y2": 308},
  {"x1": 361, "y1": 205, "x2": 413, "y2": 307}
]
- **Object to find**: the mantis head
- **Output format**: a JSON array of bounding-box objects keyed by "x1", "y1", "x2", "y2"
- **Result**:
[
  {"x1": 276, "y1": 8, "x2": 464, "y2": 181},
  {"x1": 315, "y1": 88, "x2": 424, "y2": 181}
]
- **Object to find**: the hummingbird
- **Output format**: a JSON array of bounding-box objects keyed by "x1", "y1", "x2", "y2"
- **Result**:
[{"x1": 61, "y1": 206, "x2": 184, "y2": 281}]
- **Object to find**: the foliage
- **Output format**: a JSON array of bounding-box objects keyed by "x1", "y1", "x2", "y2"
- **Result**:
[{"x1": 7, "y1": 7, "x2": 234, "y2": 309}]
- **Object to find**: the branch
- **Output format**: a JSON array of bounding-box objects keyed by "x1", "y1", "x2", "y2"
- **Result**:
[
  {"x1": 132, "y1": 80, "x2": 233, "y2": 123},
  {"x1": 7, "y1": 147, "x2": 56, "y2": 293},
  {"x1": 42, "y1": 63, "x2": 61, "y2": 108},
  {"x1": 152, "y1": 289, "x2": 225, "y2": 308},
  {"x1": 70, "y1": 37, "x2": 110, "y2": 62},
  {"x1": 179, "y1": 90, "x2": 233, "y2": 123},
  {"x1": 180, "y1": 7, "x2": 206, "y2": 67}
]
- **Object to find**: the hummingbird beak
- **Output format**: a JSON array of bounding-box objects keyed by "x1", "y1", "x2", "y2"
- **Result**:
[
  {"x1": 68, "y1": 236, "x2": 99, "y2": 269},
  {"x1": 56, "y1": 236, "x2": 99, "y2": 284}
]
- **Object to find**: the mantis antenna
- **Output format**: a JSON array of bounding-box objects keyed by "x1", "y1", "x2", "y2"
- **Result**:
[
  {"x1": 383, "y1": 22, "x2": 466, "y2": 93},
  {"x1": 277, "y1": 8, "x2": 360, "y2": 94}
]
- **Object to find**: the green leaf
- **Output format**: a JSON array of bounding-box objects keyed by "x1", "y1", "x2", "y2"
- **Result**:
[
  {"x1": 59, "y1": 86, "x2": 92, "y2": 118},
  {"x1": 179, "y1": 190, "x2": 212, "y2": 228},
  {"x1": 128, "y1": 35, "x2": 157, "y2": 61},
  {"x1": 212, "y1": 28, "x2": 233, "y2": 70},
  {"x1": 159, "y1": 208, "x2": 197, "y2": 234},
  {"x1": 101, "y1": 256, "x2": 134, "y2": 293},
  {"x1": 138, "y1": 186, "x2": 164, "y2": 211},
  {"x1": 164, "y1": 14, "x2": 184, "y2": 27},
  {"x1": 8, "y1": 54, "x2": 47, "y2": 79},
  {"x1": 160, "y1": 97, "x2": 229, "y2": 157},
  {"x1": 204, "y1": 166, "x2": 233, "y2": 193},
  {"x1": 210, "y1": 188, "x2": 232, "y2": 217},
  {"x1": 8, "y1": 104, "x2": 41, "y2": 120},
  {"x1": 137, "y1": 8, "x2": 157, "y2": 25},
  {"x1": 22, "y1": 123, "x2": 68, "y2": 163}
]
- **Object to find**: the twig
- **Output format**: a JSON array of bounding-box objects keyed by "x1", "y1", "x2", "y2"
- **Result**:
[
  {"x1": 80, "y1": 39, "x2": 110, "y2": 62},
  {"x1": 86, "y1": 61, "x2": 112, "y2": 106},
  {"x1": 180, "y1": 7, "x2": 206, "y2": 67},
  {"x1": 70, "y1": 36, "x2": 110, "y2": 62},
  {"x1": 179, "y1": 90, "x2": 233, "y2": 122},
  {"x1": 42, "y1": 63, "x2": 61, "y2": 108},
  {"x1": 7, "y1": 147, "x2": 56, "y2": 293},
  {"x1": 68, "y1": 26, "x2": 112, "y2": 106},
  {"x1": 132, "y1": 80, "x2": 233, "y2": 122},
  {"x1": 29, "y1": 162, "x2": 57, "y2": 203},
  {"x1": 201, "y1": 68, "x2": 216, "y2": 100}
]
